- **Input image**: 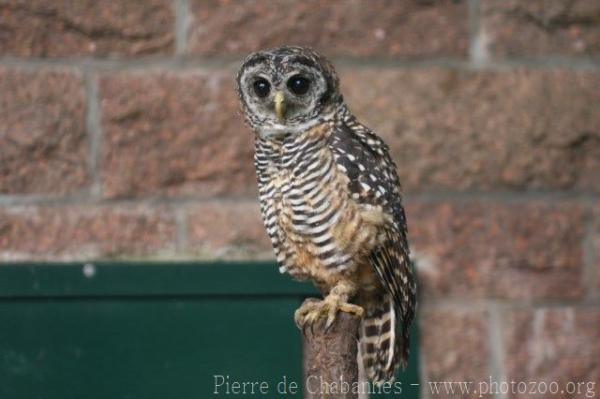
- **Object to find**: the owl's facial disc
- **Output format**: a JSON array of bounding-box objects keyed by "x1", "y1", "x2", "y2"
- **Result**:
[
  {"x1": 237, "y1": 47, "x2": 342, "y2": 138},
  {"x1": 240, "y1": 67, "x2": 326, "y2": 134}
]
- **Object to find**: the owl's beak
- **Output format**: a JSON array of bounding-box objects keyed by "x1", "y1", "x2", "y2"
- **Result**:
[{"x1": 274, "y1": 91, "x2": 286, "y2": 122}]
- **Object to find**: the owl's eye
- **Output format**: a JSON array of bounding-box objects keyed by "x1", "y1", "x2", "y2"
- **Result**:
[
  {"x1": 287, "y1": 75, "x2": 311, "y2": 95},
  {"x1": 253, "y1": 78, "x2": 271, "y2": 98}
]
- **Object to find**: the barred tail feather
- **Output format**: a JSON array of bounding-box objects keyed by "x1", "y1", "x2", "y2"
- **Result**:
[
  {"x1": 359, "y1": 294, "x2": 408, "y2": 384},
  {"x1": 398, "y1": 322, "x2": 410, "y2": 370}
]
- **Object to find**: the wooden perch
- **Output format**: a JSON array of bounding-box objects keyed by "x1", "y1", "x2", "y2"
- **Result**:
[{"x1": 302, "y1": 298, "x2": 361, "y2": 399}]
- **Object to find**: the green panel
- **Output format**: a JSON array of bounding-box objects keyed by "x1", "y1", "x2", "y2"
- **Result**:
[
  {"x1": 0, "y1": 262, "x2": 315, "y2": 298},
  {"x1": 0, "y1": 298, "x2": 301, "y2": 399},
  {"x1": 0, "y1": 263, "x2": 420, "y2": 398}
]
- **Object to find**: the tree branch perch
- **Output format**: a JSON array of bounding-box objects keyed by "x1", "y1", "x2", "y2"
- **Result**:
[{"x1": 302, "y1": 298, "x2": 361, "y2": 399}]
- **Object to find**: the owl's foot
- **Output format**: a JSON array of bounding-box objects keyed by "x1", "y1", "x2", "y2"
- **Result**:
[{"x1": 295, "y1": 295, "x2": 364, "y2": 333}]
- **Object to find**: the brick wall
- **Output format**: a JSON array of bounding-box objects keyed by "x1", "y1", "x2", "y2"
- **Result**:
[{"x1": 1, "y1": 1, "x2": 599, "y2": 397}]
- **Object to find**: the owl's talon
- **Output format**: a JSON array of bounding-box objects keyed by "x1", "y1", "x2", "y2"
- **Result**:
[
  {"x1": 295, "y1": 296, "x2": 363, "y2": 333},
  {"x1": 325, "y1": 305, "x2": 338, "y2": 330},
  {"x1": 325, "y1": 313, "x2": 335, "y2": 330}
]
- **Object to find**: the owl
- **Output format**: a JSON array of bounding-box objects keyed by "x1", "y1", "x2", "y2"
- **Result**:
[{"x1": 236, "y1": 46, "x2": 416, "y2": 383}]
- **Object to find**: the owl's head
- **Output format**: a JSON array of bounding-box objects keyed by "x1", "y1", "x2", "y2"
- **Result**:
[{"x1": 236, "y1": 46, "x2": 342, "y2": 138}]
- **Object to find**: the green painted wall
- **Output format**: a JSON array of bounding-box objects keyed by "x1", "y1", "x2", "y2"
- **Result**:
[{"x1": 0, "y1": 262, "x2": 419, "y2": 398}]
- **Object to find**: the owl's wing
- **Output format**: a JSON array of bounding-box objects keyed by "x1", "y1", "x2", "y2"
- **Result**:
[{"x1": 330, "y1": 118, "x2": 416, "y2": 369}]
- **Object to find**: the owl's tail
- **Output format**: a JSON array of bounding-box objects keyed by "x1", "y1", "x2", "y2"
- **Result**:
[{"x1": 359, "y1": 293, "x2": 409, "y2": 384}]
